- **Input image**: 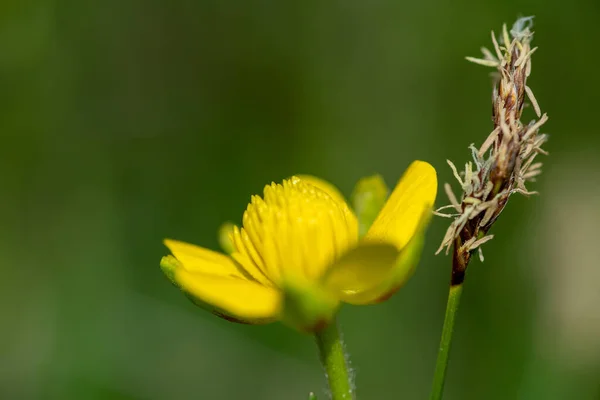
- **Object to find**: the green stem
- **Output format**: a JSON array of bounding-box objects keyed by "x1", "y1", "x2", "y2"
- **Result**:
[
  {"x1": 314, "y1": 318, "x2": 353, "y2": 400},
  {"x1": 429, "y1": 283, "x2": 464, "y2": 400}
]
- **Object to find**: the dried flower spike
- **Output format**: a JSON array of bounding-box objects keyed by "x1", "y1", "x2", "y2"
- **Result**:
[{"x1": 435, "y1": 16, "x2": 549, "y2": 284}]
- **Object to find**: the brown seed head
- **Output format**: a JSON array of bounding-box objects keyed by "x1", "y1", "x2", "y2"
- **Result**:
[{"x1": 435, "y1": 17, "x2": 549, "y2": 282}]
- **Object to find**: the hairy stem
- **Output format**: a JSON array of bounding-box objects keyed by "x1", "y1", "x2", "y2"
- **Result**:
[{"x1": 314, "y1": 319, "x2": 353, "y2": 400}]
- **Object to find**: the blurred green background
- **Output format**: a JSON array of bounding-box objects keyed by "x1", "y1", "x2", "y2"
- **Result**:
[{"x1": 2, "y1": 1, "x2": 600, "y2": 399}]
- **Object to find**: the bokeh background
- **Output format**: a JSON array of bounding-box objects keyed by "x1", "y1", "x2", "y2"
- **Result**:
[{"x1": 2, "y1": 1, "x2": 600, "y2": 399}]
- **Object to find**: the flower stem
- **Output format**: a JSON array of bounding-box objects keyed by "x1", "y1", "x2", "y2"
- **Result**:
[
  {"x1": 314, "y1": 318, "x2": 353, "y2": 400},
  {"x1": 429, "y1": 283, "x2": 464, "y2": 400}
]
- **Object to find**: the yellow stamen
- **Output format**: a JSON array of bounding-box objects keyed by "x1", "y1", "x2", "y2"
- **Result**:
[{"x1": 233, "y1": 176, "x2": 358, "y2": 285}]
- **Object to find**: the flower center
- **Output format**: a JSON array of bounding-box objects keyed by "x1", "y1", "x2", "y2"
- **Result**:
[{"x1": 231, "y1": 176, "x2": 357, "y2": 286}]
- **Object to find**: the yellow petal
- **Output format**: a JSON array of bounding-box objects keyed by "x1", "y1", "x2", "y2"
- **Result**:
[
  {"x1": 175, "y1": 269, "x2": 281, "y2": 322},
  {"x1": 164, "y1": 239, "x2": 244, "y2": 278},
  {"x1": 321, "y1": 243, "x2": 400, "y2": 304},
  {"x1": 341, "y1": 208, "x2": 432, "y2": 304},
  {"x1": 364, "y1": 161, "x2": 437, "y2": 249},
  {"x1": 296, "y1": 175, "x2": 359, "y2": 233}
]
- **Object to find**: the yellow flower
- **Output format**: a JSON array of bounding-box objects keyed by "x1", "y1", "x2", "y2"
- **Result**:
[{"x1": 161, "y1": 161, "x2": 437, "y2": 331}]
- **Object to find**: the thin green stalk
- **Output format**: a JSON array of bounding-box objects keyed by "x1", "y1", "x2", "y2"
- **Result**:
[
  {"x1": 314, "y1": 318, "x2": 353, "y2": 400},
  {"x1": 430, "y1": 283, "x2": 464, "y2": 400}
]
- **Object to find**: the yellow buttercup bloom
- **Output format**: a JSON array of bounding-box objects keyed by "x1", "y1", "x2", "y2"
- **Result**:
[{"x1": 161, "y1": 161, "x2": 437, "y2": 331}]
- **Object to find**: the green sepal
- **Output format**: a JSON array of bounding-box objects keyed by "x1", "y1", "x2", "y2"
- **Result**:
[
  {"x1": 218, "y1": 222, "x2": 235, "y2": 254},
  {"x1": 351, "y1": 175, "x2": 389, "y2": 237},
  {"x1": 281, "y1": 279, "x2": 340, "y2": 333},
  {"x1": 160, "y1": 255, "x2": 180, "y2": 287}
]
